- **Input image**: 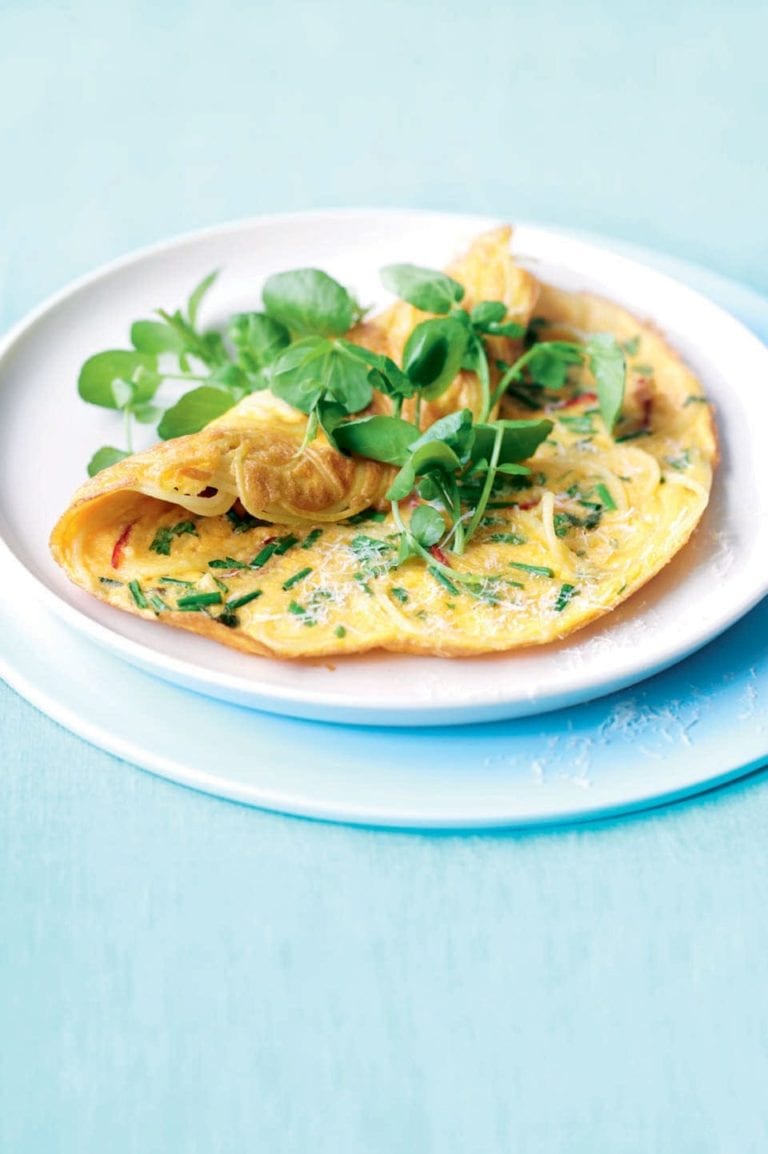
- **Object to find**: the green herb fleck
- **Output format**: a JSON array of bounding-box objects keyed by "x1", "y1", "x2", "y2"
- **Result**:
[
  {"x1": 225, "y1": 589, "x2": 263, "y2": 611},
  {"x1": 282, "y1": 567, "x2": 312, "y2": 591},
  {"x1": 594, "y1": 482, "x2": 617, "y2": 511},
  {"x1": 489, "y1": 531, "x2": 527, "y2": 545},
  {"x1": 554, "y1": 583, "x2": 578, "y2": 612},
  {"x1": 274, "y1": 534, "x2": 299, "y2": 555},
  {"x1": 335, "y1": 625, "x2": 347, "y2": 638},
  {"x1": 226, "y1": 507, "x2": 262, "y2": 533},
  {"x1": 208, "y1": 556, "x2": 247, "y2": 570},
  {"x1": 509, "y1": 562, "x2": 554, "y2": 578},
  {"x1": 347, "y1": 508, "x2": 387, "y2": 525},
  {"x1": 391, "y1": 586, "x2": 409, "y2": 604},
  {"x1": 128, "y1": 580, "x2": 148, "y2": 608},
  {"x1": 176, "y1": 591, "x2": 223, "y2": 610},
  {"x1": 302, "y1": 528, "x2": 324, "y2": 549},
  {"x1": 429, "y1": 566, "x2": 459, "y2": 595},
  {"x1": 149, "y1": 520, "x2": 198, "y2": 556},
  {"x1": 288, "y1": 600, "x2": 306, "y2": 616}
]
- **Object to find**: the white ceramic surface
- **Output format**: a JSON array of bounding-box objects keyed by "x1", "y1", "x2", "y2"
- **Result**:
[{"x1": 1, "y1": 210, "x2": 767, "y2": 726}]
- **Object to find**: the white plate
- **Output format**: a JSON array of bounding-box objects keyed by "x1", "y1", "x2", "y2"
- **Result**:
[{"x1": 1, "y1": 210, "x2": 767, "y2": 726}]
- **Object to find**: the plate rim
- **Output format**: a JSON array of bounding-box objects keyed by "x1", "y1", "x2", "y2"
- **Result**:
[{"x1": 1, "y1": 207, "x2": 767, "y2": 726}]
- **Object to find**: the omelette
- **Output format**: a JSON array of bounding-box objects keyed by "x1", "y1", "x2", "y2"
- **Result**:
[{"x1": 50, "y1": 230, "x2": 717, "y2": 659}]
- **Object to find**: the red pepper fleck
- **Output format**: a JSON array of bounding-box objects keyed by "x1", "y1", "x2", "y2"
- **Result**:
[
  {"x1": 262, "y1": 536, "x2": 277, "y2": 545},
  {"x1": 111, "y1": 522, "x2": 135, "y2": 569},
  {"x1": 515, "y1": 498, "x2": 541, "y2": 511},
  {"x1": 565, "y1": 390, "x2": 597, "y2": 409},
  {"x1": 429, "y1": 544, "x2": 450, "y2": 566}
]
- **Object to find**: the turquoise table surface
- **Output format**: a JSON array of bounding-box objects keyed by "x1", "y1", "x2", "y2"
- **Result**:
[{"x1": 2, "y1": 2, "x2": 768, "y2": 1151}]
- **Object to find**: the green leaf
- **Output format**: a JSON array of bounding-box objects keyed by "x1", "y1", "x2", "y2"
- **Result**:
[
  {"x1": 87, "y1": 445, "x2": 130, "y2": 476},
  {"x1": 157, "y1": 386, "x2": 237, "y2": 439},
  {"x1": 187, "y1": 271, "x2": 219, "y2": 327},
  {"x1": 130, "y1": 320, "x2": 188, "y2": 354},
  {"x1": 527, "y1": 342, "x2": 582, "y2": 389},
  {"x1": 411, "y1": 408, "x2": 474, "y2": 463},
  {"x1": 78, "y1": 350, "x2": 157, "y2": 409},
  {"x1": 470, "y1": 301, "x2": 507, "y2": 327},
  {"x1": 208, "y1": 363, "x2": 249, "y2": 394},
  {"x1": 228, "y1": 312, "x2": 290, "y2": 371},
  {"x1": 471, "y1": 419, "x2": 553, "y2": 466},
  {"x1": 387, "y1": 440, "x2": 462, "y2": 502},
  {"x1": 131, "y1": 403, "x2": 163, "y2": 425},
  {"x1": 262, "y1": 269, "x2": 360, "y2": 336},
  {"x1": 380, "y1": 264, "x2": 465, "y2": 314},
  {"x1": 270, "y1": 338, "x2": 373, "y2": 415},
  {"x1": 334, "y1": 415, "x2": 419, "y2": 465},
  {"x1": 130, "y1": 365, "x2": 163, "y2": 404},
  {"x1": 402, "y1": 317, "x2": 468, "y2": 400},
  {"x1": 111, "y1": 378, "x2": 135, "y2": 410},
  {"x1": 269, "y1": 337, "x2": 330, "y2": 412},
  {"x1": 410, "y1": 505, "x2": 445, "y2": 547},
  {"x1": 368, "y1": 355, "x2": 416, "y2": 400},
  {"x1": 586, "y1": 333, "x2": 626, "y2": 432},
  {"x1": 316, "y1": 400, "x2": 348, "y2": 447}
]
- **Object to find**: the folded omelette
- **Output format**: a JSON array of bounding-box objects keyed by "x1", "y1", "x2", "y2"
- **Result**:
[{"x1": 50, "y1": 229, "x2": 716, "y2": 658}]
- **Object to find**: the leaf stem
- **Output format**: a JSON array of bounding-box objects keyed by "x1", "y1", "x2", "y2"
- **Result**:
[
  {"x1": 390, "y1": 502, "x2": 486, "y2": 596},
  {"x1": 463, "y1": 424, "x2": 503, "y2": 546},
  {"x1": 488, "y1": 347, "x2": 539, "y2": 411},
  {"x1": 477, "y1": 345, "x2": 491, "y2": 421}
]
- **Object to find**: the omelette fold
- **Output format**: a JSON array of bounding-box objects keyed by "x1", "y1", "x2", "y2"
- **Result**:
[{"x1": 50, "y1": 229, "x2": 717, "y2": 658}]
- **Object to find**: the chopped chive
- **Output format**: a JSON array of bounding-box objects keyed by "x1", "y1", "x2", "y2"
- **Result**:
[
  {"x1": 225, "y1": 589, "x2": 263, "y2": 611},
  {"x1": 428, "y1": 566, "x2": 459, "y2": 595},
  {"x1": 622, "y1": 335, "x2": 640, "y2": 356},
  {"x1": 149, "y1": 520, "x2": 198, "y2": 556},
  {"x1": 274, "y1": 534, "x2": 299, "y2": 555},
  {"x1": 490, "y1": 531, "x2": 527, "y2": 545},
  {"x1": 212, "y1": 577, "x2": 229, "y2": 594},
  {"x1": 226, "y1": 507, "x2": 261, "y2": 533},
  {"x1": 209, "y1": 557, "x2": 247, "y2": 570},
  {"x1": 287, "y1": 600, "x2": 306, "y2": 615},
  {"x1": 505, "y1": 385, "x2": 541, "y2": 410},
  {"x1": 594, "y1": 483, "x2": 617, "y2": 511},
  {"x1": 509, "y1": 562, "x2": 554, "y2": 578},
  {"x1": 282, "y1": 566, "x2": 312, "y2": 591},
  {"x1": 160, "y1": 576, "x2": 195, "y2": 587},
  {"x1": 302, "y1": 528, "x2": 323, "y2": 549},
  {"x1": 506, "y1": 580, "x2": 525, "y2": 589},
  {"x1": 348, "y1": 508, "x2": 386, "y2": 524},
  {"x1": 559, "y1": 414, "x2": 595, "y2": 434},
  {"x1": 176, "y1": 591, "x2": 222, "y2": 610},
  {"x1": 218, "y1": 612, "x2": 239, "y2": 628},
  {"x1": 249, "y1": 543, "x2": 277, "y2": 569},
  {"x1": 615, "y1": 429, "x2": 650, "y2": 443},
  {"x1": 391, "y1": 586, "x2": 409, "y2": 604},
  {"x1": 554, "y1": 583, "x2": 578, "y2": 612},
  {"x1": 335, "y1": 625, "x2": 347, "y2": 638},
  {"x1": 353, "y1": 572, "x2": 374, "y2": 595},
  {"x1": 148, "y1": 593, "x2": 168, "y2": 614},
  {"x1": 684, "y1": 394, "x2": 708, "y2": 407},
  {"x1": 99, "y1": 577, "x2": 123, "y2": 587},
  {"x1": 128, "y1": 580, "x2": 148, "y2": 608}
]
